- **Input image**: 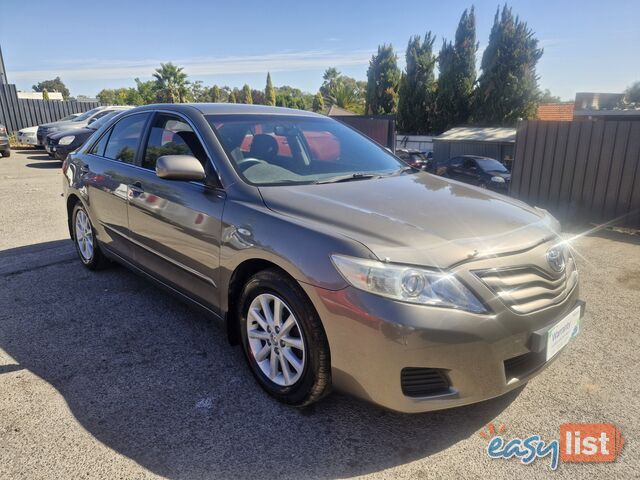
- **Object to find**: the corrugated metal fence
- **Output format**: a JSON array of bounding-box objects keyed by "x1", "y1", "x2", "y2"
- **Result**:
[
  {"x1": 511, "y1": 120, "x2": 640, "y2": 228},
  {"x1": 0, "y1": 84, "x2": 101, "y2": 133}
]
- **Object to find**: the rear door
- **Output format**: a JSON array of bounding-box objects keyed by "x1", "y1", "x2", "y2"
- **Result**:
[
  {"x1": 447, "y1": 157, "x2": 464, "y2": 180},
  {"x1": 82, "y1": 112, "x2": 151, "y2": 261},
  {"x1": 126, "y1": 112, "x2": 226, "y2": 313}
]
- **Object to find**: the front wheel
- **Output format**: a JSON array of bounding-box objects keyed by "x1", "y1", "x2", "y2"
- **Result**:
[
  {"x1": 0, "y1": 149, "x2": 10, "y2": 158},
  {"x1": 238, "y1": 269, "x2": 331, "y2": 406}
]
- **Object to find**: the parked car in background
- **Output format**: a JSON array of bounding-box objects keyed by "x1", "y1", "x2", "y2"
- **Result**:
[
  {"x1": 63, "y1": 103, "x2": 582, "y2": 413},
  {"x1": 18, "y1": 113, "x2": 80, "y2": 147},
  {"x1": 37, "y1": 106, "x2": 130, "y2": 148},
  {"x1": 0, "y1": 123, "x2": 10, "y2": 157},
  {"x1": 45, "y1": 108, "x2": 132, "y2": 160},
  {"x1": 395, "y1": 148, "x2": 432, "y2": 171},
  {"x1": 444, "y1": 155, "x2": 511, "y2": 191}
]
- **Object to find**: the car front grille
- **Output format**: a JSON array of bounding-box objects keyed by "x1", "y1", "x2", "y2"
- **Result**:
[
  {"x1": 474, "y1": 255, "x2": 578, "y2": 314},
  {"x1": 401, "y1": 368, "x2": 451, "y2": 397}
]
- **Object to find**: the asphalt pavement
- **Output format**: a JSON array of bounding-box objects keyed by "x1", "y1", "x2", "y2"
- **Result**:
[{"x1": 0, "y1": 149, "x2": 638, "y2": 479}]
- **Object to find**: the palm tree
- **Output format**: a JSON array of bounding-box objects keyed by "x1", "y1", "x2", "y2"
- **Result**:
[
  {"x1": 153, "y1": 63, "x2": 190, "y2": 103},
  {"x1": 327, "y1": 81, "x2": 364, "y2": 113}
]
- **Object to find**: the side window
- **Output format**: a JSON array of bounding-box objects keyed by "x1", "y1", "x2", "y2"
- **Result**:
[
  {"x1": 450, "y1": 157, "x2": 462, "y2": 168},
  {"x1": 91, "y1": 110, "x2": 113, "y2": 121},
  {"x1": 90, "y1": 130, "x2": 110, "y2": 156},
  {"x1": 463, "y1": 158, "x2": 476, "y2": 170},
  {"x1": 142, "y1": 114, "x2": 207, "y2": 170},
  {"x1": 103, "y1": 113, "x2": 149, "y2": 164}
]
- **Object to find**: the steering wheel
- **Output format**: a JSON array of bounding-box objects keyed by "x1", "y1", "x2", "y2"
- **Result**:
[{"x1": 237, "y1": 158, "x2": 267, "y2": 172}]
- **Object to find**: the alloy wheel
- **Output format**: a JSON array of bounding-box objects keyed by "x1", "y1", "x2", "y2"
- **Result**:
[
  {"x1": 75, "y1": 209, "x2": 94, "y2": 262},
  {"x1": 246, "y1": 293, "x2": 306, "y2": 387}
]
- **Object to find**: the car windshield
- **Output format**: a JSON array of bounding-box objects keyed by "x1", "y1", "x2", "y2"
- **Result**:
[
  {"x1": 88, "y1": 111, "x2": 120, "y2": 130},
  {"x1": 207, "y1": 114, "x2": 404, "y2": 186},
  {"x1": 476, "y1": 158, "x2": 508, "y2": 173},
  {"x1": 60, "y1": 114, "x2": 79, "y2": 121},
  {"x1": 72, "y1": 108, "x2": 101, "y2": 122}
]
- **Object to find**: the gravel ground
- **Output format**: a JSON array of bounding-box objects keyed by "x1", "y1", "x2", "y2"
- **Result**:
[{"x1": 0, "y1": 150, "x2": 638, "y2": 479}]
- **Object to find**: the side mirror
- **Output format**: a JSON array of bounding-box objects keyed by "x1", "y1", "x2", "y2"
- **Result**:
[{"x1": 156, "y1": 155, "x2": 205, "y2": 181}]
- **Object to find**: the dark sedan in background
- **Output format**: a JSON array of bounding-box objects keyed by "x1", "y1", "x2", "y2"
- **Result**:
[
  {"x1": 0, "y1": 124, "x2": 10, "y2": 157},
  {"x1": 444, "y1": 155, "x2": 511, "y2": 191},
  {"x1": 45, "y1": 109, "x2": 131, "y2": 160},
  {"x1": 395, "y1": 148, "x2": 432, "y2": 171}
]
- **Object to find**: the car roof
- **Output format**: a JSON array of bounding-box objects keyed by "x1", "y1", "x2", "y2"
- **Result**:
[
  {"x1": 133, "y1": 103, "x2": 323, "y2": 117},
  {"x1": 453, "y1": 155, "x2": 502, "y2": 161}
]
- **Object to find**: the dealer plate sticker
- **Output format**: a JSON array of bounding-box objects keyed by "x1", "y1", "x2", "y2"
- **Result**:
[{"x1": 546, "y1": 306, "x2": 581, "y2": 361}]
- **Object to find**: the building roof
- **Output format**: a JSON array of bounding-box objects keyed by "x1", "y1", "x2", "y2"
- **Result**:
[
  {"x1": 434, "y1": 127, "x2": 516, "y2": 143},
  {"x1": 327, "y1": 105, "x2": 357, "y2": 116},
  {"x1": 537, "y1": 102, "x2": 574, "y2": 121}
]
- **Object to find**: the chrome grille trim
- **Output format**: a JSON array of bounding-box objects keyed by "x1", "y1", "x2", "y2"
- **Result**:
[{"x1": 473, "y1": 256, "x2": 578, "y2": 314}]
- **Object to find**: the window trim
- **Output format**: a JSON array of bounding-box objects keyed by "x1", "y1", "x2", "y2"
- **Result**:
[{"x1": 139, "y1": 112, "x2": 207, "y2": 172}]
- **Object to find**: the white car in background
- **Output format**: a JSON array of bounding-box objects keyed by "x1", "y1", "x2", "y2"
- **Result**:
[{"x1": 17, "y1": 113, "x2": 80, "y2": 147}]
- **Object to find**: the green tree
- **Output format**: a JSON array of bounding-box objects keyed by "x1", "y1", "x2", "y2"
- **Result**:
[
  {"x1": 265, "y1": 72, "x2": 276, "y2": 106},
  {"x1": 152, "y1": 62, "x2": 190, "y2": 103},
  {"x1": 228, "y1": 91, "x2": 237, "y2": 103},
  {"x1": 32, "y1": 76, "x2": 70, "y2": 100},
  {"x1": 473, "y1": 6, "x2": 543, "y2": 124},
  {"x1": 42, "y1": 88, "x2": 50, "y2": 101},
  {"x1": 365, "y1": 44, "x2": 401, "y2": 115},
  {"x1": 434, "y1": 7, "x2": 478, "y2": 132},
  {"x1": 327, "y1": 81, "x2": 363, "y2": 113},
  {"x1": 539, "y1": 88, "x2": 562, "y2": 103},
  {"x1": 252, "y1": 89, "x2": 266, "y2": 105},
  {"x1": 135, "y1": 78, "x2": 158, "y2": 104},
  {"x1": 211, "y1": 85, "x2": 222, "y2": 102},
  {"x1": 241, "y1": 84, "x2": 253, "y2": 104},
  {"x1": 190, "y1": 80, "x2": 208, "y2": 102},
  {"x1": 312, "y1": 91, "x2": 325, "y2": 112},
  {"x1": 624, "y1": 81, "x2": 640, "y2": 104},
  {"x1": 397, "y1": 32, "x2": 437, "y2": 133},
  {"x1": 320, "y1": 67, "x2": 341, "y2": 99}
]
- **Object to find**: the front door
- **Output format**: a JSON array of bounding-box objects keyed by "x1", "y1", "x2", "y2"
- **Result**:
[{"x1": 126, "y1": 112, "x2": 225, "y2": 313}]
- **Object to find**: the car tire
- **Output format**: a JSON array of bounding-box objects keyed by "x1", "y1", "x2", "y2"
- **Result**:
[
  {"x1": 72, "y1": 203, "x2": 109, "y2": 270},
  {"x1": 1, "y1": 149, "x2": 10, "y2": 158},
  {"x1": 238, "y1": 269, "x2": 331, "y2": 407}
]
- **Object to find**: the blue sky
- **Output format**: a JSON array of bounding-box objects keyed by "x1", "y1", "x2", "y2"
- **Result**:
[{"x1": 1, "y1": 0, "x2": 638, "y2": 100}]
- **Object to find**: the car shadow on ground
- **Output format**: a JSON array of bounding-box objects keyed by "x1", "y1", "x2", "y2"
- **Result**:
[
  {"x1": 25, "y1": 161, "x2": 62, "y2": 169},
  {"x1": 0, "y1": 240, "x2": 522, "y2": 479}
]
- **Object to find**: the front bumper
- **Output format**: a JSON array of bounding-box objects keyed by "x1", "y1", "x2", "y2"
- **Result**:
[
  {"x1": 18, "y1": 132, "x2": 38, "y2": 145},
  {"x1": 301, "y1": 240, "x2": 583, "y2": 413}
]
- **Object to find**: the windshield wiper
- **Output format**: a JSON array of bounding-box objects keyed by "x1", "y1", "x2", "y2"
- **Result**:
[{"x1": 313, "y1": 172, "x2": 380, "y2": 184}]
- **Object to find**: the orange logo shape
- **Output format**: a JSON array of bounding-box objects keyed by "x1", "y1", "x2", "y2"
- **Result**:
[
  {"x1": 560, "y1": 423, "x2": 624, "y2": 462},
  {"x1": 479, "y1": 422, "x2": 507, "y2": 439}
]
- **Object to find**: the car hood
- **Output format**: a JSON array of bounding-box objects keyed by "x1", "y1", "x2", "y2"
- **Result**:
[
  {"x1": 48, "y1": 127, "x2": 94, "y2": 141},
  {"x1": 19, "y1": 126, "x2": 39, "y2": 134},
  {"x1": 40, "y1": 120, "x2": 87, "y2": 130},
  {"x1": 258, "y1": 173, "x2": 559, "y2": 268}
]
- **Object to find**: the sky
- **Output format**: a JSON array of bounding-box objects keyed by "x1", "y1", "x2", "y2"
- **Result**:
[{"x1": 1, "y1": 0, "x2": 639, "y2": 100}]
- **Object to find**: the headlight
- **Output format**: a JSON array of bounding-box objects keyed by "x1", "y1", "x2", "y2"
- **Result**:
[
  {"x1": 491, "y1": 176, "x2": 505, "y2": 183},
  {"x1": 58, "y1": 136, "x2": 75, "y2": 145},
  {"x1": 331, "y1": 255, "x2": 487, "y2": 313}
]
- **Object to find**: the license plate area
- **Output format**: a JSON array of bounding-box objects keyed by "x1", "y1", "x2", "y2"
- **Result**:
[{"x1": 546, "y1": 305, "x2": 581, "y2": 361}]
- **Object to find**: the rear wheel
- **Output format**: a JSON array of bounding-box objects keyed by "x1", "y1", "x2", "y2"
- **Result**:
[
  {"x1": 238, "y1": 269, "x2": 331, "y2": 406},
  {"x1": 72, "y1": 203, "x2": 109, "y2": 270},
  {"x1": 0, "y1": 149, "x2": 10, "y2": 158}
]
